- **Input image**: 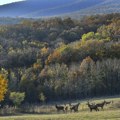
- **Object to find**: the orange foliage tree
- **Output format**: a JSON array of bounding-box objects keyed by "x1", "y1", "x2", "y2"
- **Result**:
[{"x1": 0, "y1": 74, "x2": 8, "y2": 101}]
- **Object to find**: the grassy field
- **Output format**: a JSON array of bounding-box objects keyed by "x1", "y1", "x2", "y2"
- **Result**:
[{"x1": 0, "y1": 97, "x2": 120, "y2": 120}]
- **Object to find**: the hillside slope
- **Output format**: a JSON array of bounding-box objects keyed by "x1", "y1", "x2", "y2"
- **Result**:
[
  {"x1": 67, "y1": 0, "x2": 120, "y2": 19},
  {"x1": 0, "y1": 0, "x2": 119, "y2": 18}
]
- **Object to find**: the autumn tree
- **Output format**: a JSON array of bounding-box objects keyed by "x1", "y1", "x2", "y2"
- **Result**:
[
  {"x1": 80, "y1": 56, "x2": 96, "y2": 96},
  {"x1": 82, "y1": 32, "x2": 95, "y2": 41},
  {"x1": 0, "y1": 74, "x2": 7, "y2": 101}
]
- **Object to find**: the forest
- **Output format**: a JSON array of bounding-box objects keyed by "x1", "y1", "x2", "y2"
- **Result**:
[{"x1": 0, "y1": 13, "x2": 120, "y2": 106}]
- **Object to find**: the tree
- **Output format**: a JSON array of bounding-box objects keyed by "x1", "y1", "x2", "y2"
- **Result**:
[
  {"x1": 80, "y1": 56, "x2": 96, "y2": 97},
  {"x1": 0, "y1": 74, "x2": 7, "y2": 101},
  {"x1": 20, "y1": 68, "x2": 39, "y2": 103},
  {"x1": 39, "y1": 92, "x2": 46, "y2": 103},
  {"x1": 9, "y1": 92, "x2": 25, "y2": 107},
  {"x1": 40, "y1": 63, "x2": 69, "y2": 99},
  {"x1": 82, "y1": 32, "x2": 95, "y2": 41}
]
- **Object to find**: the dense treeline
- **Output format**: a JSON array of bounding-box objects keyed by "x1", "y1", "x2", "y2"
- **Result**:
[
  {"x1": 0, "y1": 17, "x2": 35, "y2": 25},
  {"x1": 0, "y1": 13, "x2": 120, "y2": 104}
]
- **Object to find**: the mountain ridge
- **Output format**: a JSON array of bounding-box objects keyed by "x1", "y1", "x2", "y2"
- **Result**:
[{"x1": 0, "y1": 0, "x2": 119, "y2": 18}]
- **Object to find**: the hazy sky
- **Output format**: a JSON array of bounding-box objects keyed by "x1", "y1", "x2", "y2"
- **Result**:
[{"x1": 0, "y1": 0, "x2": 24, "y2": 5}]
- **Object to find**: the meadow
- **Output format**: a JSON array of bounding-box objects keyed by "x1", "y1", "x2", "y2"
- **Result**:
[{"x1": 0, "y1": 97, "x2": 120, "y2": 120}]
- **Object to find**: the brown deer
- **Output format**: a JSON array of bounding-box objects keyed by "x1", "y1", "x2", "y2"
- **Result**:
[
  {"x1": 87, "y1": 102, "x2": 99, "y2": 112},
  {"x1": 96, "y1": 100, "x2": 106, "y2": 110},
  {"x1": 69, "y1": 103, "x2": 80, "y2": 112},
  {"x1": 55, "y1": 104, "x2": 65, "y2": 112}
]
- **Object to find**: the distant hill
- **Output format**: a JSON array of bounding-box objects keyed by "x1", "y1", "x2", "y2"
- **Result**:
[
  {"x1": 0, "y1": 0, "x2": 119, "y2": 18},
  {"x1": 66, "y1": 0, "x2": 120, "y2": 19}
]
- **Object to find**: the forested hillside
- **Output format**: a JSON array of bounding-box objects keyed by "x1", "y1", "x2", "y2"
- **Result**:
[{"x1": 0, "y1": 13, "x2": 120, "y2": 104}]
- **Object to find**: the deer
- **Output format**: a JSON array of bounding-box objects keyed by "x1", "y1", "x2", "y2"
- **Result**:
[
  {"x1": 86, "y1": 101, "x2": 99, "y2": 112},
  {"x1": 69, "y1": 103, "x2": 80, "y2": 112},
  {"x1": 96, "y1": 100, "x2": 106, "y2": 110},
  {"x1": 55, "y1": 104, "x2": 65, "y2": 112}
]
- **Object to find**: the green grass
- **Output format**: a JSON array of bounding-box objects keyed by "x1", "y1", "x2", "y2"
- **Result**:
[
  {"x1": 0, "y1": 97, "x2": 120, "y2": 120},
  {"x1": 0, "y1": 110, "x2": 120, "y2": 120}
]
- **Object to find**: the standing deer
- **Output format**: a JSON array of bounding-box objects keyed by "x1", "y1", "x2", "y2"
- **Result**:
[
  {"x1": 87, "y1": 101, "x2": 99, "y2": 112},
  {"x1": 96, "y1": 100, "x2": 106, "y2": 110},
  {"x1": 69, "y1": 103, "x2": 80, "y2": 112},
  {"x1": 55, "y1": 104, "x2": 65, "y2": 112}
]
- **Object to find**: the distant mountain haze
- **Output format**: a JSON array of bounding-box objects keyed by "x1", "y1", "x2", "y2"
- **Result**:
[{"x1": 0, "y1": 0, "x2": 119, "y2": 18}]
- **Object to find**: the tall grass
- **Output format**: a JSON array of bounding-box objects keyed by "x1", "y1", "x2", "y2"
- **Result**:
[{"x1": 20, "y1": 104, "x2": 56, "y2": 114}]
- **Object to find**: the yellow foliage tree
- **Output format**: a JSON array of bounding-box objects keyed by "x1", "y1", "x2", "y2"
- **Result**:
[{"x1": 0, "y1": 74, "x2": 7, "y2": 101}]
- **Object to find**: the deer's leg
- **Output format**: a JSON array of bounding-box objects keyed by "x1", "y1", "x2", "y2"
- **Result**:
[
  {"x1": 75, "y1": 108, "x2": 77, "y2": 112},
  {"x1": 73, "y1": 108, "x2": 75, "y2": 112},
  {"x1": 65, "y1": 109, "x2": 66, "y2": 113},
  {"x1": 65, "y1": 108, "x2": 68, "y2": 113}
]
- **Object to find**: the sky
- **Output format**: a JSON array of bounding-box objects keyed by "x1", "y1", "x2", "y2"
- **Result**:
[{"x1": 0, "y1": 0, "x2": 24, "y2": 5}]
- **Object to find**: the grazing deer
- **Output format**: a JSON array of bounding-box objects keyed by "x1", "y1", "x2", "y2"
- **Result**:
[
  {"x1": 55, "y1": 104, "x2": 65, "y2": 112},
  {"x1": 87, "y1": 102, "x2": 99, "y2": 112},
  {"x1": 69, "y1": 103, "x2": 80, "y2": 112},
  {"x1": 96, "y1": 100, "x2": 106, "y2": 110}
]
